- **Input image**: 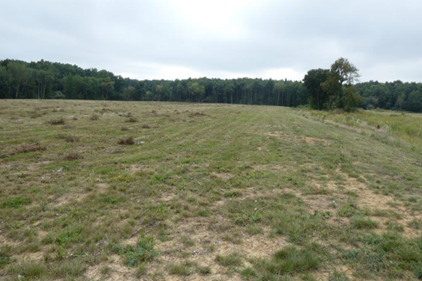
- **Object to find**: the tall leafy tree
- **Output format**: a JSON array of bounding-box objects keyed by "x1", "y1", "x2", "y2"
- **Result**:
[
  {"x1": 8, "y1": 62, "x2": 32, "y2": 99},
  {"x1": 303, "y1": 69, "x2": 329, "y2": 110}
]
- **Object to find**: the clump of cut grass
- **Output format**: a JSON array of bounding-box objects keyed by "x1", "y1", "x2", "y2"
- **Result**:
[
  {"x1": 29, "y1": 111, "x2": 46, "y2": 119},
  {"x1": 224, "y1": 190, "x2": 242, "y2": 198},
  {"x1": 118, "y1": 137, "x2": 135, "y2": 145},
  {"x1": 126, "y1": 117, "x2": 138, "y2": 123},
  {"x1": 189, "y1": 112, "x2": 207, "y2": 117},
  {"x1": 89, "y1": 114, "x2": 100, "y2": 120},
  {"x1": 120, "y1": 112, "x2": 133, "y2": 117},
  {"x1": 63, "y1": 151, "x2": 83, "y2": 161},
  {"x1": 13, "y1": 143, "x2": 46, "y2": 155},
  {"x1": 48, "y1": 118, "x2": 66, "y2": 125},
  {"x1": 56, "y1": 134, "x2": 80, "y2": 143}
]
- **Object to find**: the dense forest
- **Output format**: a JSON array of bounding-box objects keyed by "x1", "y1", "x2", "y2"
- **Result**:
[{"x1": 1, "y1": 59, "x2": 422, "y2": 112}]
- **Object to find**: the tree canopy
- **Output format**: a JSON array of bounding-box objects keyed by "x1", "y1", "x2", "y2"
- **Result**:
[{"x1": 0, "y1": 58, "x2": 422, "y2": 113}]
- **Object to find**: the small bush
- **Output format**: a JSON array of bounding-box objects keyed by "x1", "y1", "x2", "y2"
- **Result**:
[
  {"x1": 118, "y1": 137, "x2": 135, "y2": 145},
  {"x1": 49, "y1": 118, "x2": 66, "y2": 125}
]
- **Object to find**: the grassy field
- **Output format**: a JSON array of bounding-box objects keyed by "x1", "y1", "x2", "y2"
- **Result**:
[{"x1": 1, "y1": 100, "x2": 422, "y2": 281}]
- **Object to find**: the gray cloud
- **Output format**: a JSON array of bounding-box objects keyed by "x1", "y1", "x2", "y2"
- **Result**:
[{"x1": 1, "y1": 0, "x2": 421, "y2": 81}]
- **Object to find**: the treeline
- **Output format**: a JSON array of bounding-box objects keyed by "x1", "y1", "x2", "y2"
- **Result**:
[
  {"x1": 355, "y1": 81, "x2": 422, "y2": 112},
  {"x1": 0, "y1": 59, "x2": 307, "y2": 107},
  {"x1": 0, "y1": 59, "x2": 422, "y2": 112}
]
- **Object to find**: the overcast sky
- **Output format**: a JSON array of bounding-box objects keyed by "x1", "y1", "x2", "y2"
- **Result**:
[{"x1": 1, "y1": 0, "x2": 422, "y2": 82}]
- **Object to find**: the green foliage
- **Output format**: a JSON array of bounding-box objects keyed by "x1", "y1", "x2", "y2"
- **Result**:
[
  {"x1": 6, "y1": 260, "x2": 46, "y2": 280},
  {"x1": 0, "y1": 196, "x2": 31, "y2": 208},
  {"x1": 215, "y1": 253, "x2": 243, "y2": 267},
  {"x1": 328, "y1": 270, "x2": 350, "y2": 281},
  {"x1": 0, "y1": 59, "x2": 308, "y2": 106},
  {"x1": 121, "y1": 236, "x2": 157, "y2": 267},
  {"x1": 350, "y1": 217, "x2": 378, "y2": 229},
  {"x1": 303, "y1": 69, "x2": 329, "y2": 110},
  {"x1": 253, "y1": 245, "x2": 321, "y2": 278},
  {"x1": 0, "y1": 246, "x2": 12, "y2": 269},
  {"x1": 2, "y1": 58, "x2": 421, "y2": 113},
  {"x1": 167, "y1": 262, "x2": 194, "y2": 276}
]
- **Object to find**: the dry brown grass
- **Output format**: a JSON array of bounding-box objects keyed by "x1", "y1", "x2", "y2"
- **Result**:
[
  {"x1": 90, "y1": 114, "x2": 100, "y2": 121},
  {"x1": 12, "y1": 143, "x2": 46, "y2": 154},
  {"x1": 56, "y1": 134, "x2": 80, "y2": 143},
  {"x1": 126, "y1": 117, "x2": 138, "y2": 123},
  {"x1": 63, "y1": 151, "x2": 84, "y2": 161},
  {"x1": 118, "y1": 137, "x2": 135, "y2": 145},
  {"x1": 48, "y1": 118, "x2": 65, "y2": 125}
]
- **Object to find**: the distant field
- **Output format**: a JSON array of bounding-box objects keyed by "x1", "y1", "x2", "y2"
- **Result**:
[{"x1": 1, "y1": 100, "x2": 422, "y2": 281}]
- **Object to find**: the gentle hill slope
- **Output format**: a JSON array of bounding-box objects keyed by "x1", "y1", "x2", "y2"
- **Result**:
[{"x1": 1, "y1": 100, "x2": 422, "y2": 280}]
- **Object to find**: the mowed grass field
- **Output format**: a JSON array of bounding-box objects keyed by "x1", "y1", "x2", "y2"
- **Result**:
[{"x1": 1, "y1": 100, "x2": 422, "y2": 281}]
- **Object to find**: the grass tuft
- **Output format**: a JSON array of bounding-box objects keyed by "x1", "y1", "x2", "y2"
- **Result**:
[{"x1": 118, "y1": 136, "x2": 135, "y2": 145}]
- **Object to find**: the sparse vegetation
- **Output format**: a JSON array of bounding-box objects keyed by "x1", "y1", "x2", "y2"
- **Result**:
[{"x1": 1, "y1": 100, "x2": 421, "y2": 281}]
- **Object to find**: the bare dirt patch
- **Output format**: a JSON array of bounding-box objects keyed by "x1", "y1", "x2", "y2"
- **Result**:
[
  {"x1": 151, "y1": 217, "x2": 288, "y2": 280},
  {"x1": 85, "y1": 255, "x2": 135, "y2": 281}
]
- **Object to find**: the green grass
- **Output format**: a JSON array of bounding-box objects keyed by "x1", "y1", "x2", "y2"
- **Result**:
[
  {"x1": 0, "y1": 100, "x2": 421, "y2": 280},
  {"x1": 215, "y1": 252, "x2": 243, "y2": 267}
]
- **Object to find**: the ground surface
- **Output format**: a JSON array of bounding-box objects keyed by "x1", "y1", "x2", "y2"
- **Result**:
[{"x1": 0, "y1": 100, "x2": 422, "y2": 281}]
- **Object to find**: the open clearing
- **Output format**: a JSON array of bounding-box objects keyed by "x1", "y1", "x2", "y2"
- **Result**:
[{"x1": 1, "y1": 100, "x2": 422, "y2": 281}]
